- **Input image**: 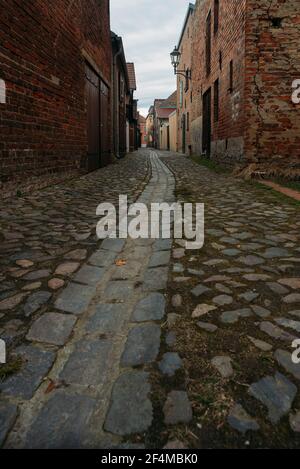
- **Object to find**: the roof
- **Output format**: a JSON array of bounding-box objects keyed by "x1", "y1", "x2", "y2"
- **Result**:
[
  {"x1": 177, "y1": 3, "x2": 195, "y2": 48},
  {"x1": 156, "y1": 108, "x2": 176, "y2": 119},
  {"x1": 126, "y1": 63, "x2": 137, "y2": 90},
  {"x1": 162, "y1": 91, "x2": 177, "y2": 108}
]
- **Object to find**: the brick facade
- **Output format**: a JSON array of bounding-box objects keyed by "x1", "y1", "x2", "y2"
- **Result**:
[
  {"x1": 176, "y1": 4, "x2": 194, "y2": 155},
  {"x1": 0, "y1": 0, "x2": 112, "y2": 196},
  {"x1": 190, "y1": 0, "x2": 300, "y2": 171}
]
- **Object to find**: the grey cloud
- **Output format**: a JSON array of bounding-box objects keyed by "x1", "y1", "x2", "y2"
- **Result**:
[{"x1": 111, "y1": 0, "x2": 190, "y2": 115}]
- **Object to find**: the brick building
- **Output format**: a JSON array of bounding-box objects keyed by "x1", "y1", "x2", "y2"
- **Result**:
[
  {"x1": 111, "y1": 32, "x2": 130, "y2": 159},
  {"x1": 152, "y1": 92, "x2": 177, "y2": 150},
  {"x1": 146, "y1": 106, "x2": 154, "y2": 148},
  {"x1": 176, "y1": 3, "x2": 195, "y2": 155},
  {"x1": 138, "y1": 114, "x2": 147, "y2": 148},
  {"x1": 190, "y1": 0, "x2": 300, "y2": 172},
  {"x1": 0, "y1": 0, "x2": 113, "y2": 196}
]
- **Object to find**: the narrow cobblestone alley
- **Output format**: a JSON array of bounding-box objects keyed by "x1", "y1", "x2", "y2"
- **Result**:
[{"x1": 0, "y1": 150, "x2": 299, "y2": 448}]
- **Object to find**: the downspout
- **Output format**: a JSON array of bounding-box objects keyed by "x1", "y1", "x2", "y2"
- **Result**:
[{"x1": 113, "y1": 39, "x2": 123, "y2": 159}]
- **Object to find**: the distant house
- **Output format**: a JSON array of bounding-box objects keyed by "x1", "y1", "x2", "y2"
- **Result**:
[
  {"x1": 138, "y1": 114, "x2": 147, "y2": 148},
  {"x1": 153, "y1": 92, "x2": 177, "y2": 150}
]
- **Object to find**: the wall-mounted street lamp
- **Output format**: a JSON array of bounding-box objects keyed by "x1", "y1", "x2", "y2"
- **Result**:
[{"x1": 170, "y1": 46, "x2": 192, "y2": 81}]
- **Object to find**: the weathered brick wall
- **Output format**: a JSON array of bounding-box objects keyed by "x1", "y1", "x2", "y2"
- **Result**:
[
  {"x1": 0, "y1": 0, "x2": 112, "y2": 195},
  {"x1": 191, "y1": 0, "x2": 246, "y2": 164},
  {"x1": 177, "y1": 6, "x2": 194, "y2": 154},
  {"x1": 244, "y1": 0, "x2": 300, "y2": 169}
]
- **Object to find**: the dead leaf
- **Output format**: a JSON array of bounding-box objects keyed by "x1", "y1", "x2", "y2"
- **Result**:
[{"x1": 115, "y1": 259, "x2": 127, "y2": 267}]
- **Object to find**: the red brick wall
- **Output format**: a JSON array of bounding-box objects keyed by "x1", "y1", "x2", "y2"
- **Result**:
[
  {"x1": 191, "y1": 0, "x2": 246, "y2": 163},
  {"x1": 0, "y1": 0, "x2": 112, "y2": 194},
  {"x1": 244, "y1": 0, "x2": 300, "y2": 168}
]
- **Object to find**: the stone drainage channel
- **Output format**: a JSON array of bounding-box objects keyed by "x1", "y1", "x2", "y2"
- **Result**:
[{"x1": 2, "y1": 151, "x2": 178, "y2": 449}]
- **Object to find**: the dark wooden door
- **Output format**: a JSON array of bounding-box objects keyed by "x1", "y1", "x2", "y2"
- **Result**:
[
  {"x1": 85, "y1": 64, "x2": 100, "y2": 171},
  {"x1": 100, "y1": 81, "x2": 110, "y2": 166},
  {"x1": 203, "y1": 88, "x2": 211, "y2": 157}
]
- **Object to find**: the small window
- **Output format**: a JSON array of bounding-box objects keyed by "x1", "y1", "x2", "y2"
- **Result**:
[
  {"x1": 214, "y1": 79, "x2": 219, "y2": 123},
  {"x1": 0, "y1": 79, "x2": 6, "y2": 104},
  {"x1": 229, "y1": 60, "x2": 234, "y2": 93},
  {"x1": 214, "y1": 0, "x2": 219, "y2": 34}
]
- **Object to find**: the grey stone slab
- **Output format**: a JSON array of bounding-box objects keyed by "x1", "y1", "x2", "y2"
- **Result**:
[
  {"x1": 222, "y1": 249, "x2": 241, "y2": 257},
  {"x1": 191, "y1": 284, "x2": 211, "y2": 298},
  {"x1": 0, "y1": 403, "x2": 18, "y2": 447},
  {"x1": 251, "y1": 305, "x2": 271, "y2": 318},
  {"x1": 132, "y1": 293, "x2": 166, "y2": 322},
  {"x1": 104, "y1": 371, "x2": 152, "y2": 436},
  {"x1": 248, "y1": 372, "x2": 297, "y2": 424},
  {"x1": 238, "y1": 256, "x2": 265, "y2": 266},
  {"x1": 148, "y1": 251, "x2": 171, "y2": 268},
  {"x1": 173, "y1": 263, "x2": 184, "y2": 274},
  {"x1": 23, "y1": 270, "x2": 51, "y2": 281},
  {"x1": 260, "y1": 322, "x2": 296, "y2": 342},
  {"x1": 228, "y1": 404, "x2": 260, "y2": 434},
  {"x1": 275, "y1": 318, "x2": 300, "y2": 334},
  {"x1": 164, "y1": 391, "x2": 192, "y2": 425},
  {"x1": 213, "y1": 295, "x2": 233, "y2": 306},
  {"x1": 290, "y1": 411, "x2": 300, "y2": 432},
  {"x1": 55, "y1": 283, "x2": 96, "y2": 315},
  {"x1": 101, "y1": 238, "x2": 125, "y2": 253},
  {"x1": 89, "y1": 250, "x2": 117, "y2": 267},
  {"x1": 86, "y1": 304, "x2": 126, "y2": 334},
  {"x1": 60, "y1": 339, "x2": 111, "y2": 386},
  {"x1": 262, "y1": 248, "x2": 292, "y2": 259},
  {"x1": 104, "y1": 281, "x2": 135, "y2": 300},
  {"x1": 166, "y1": 331, "x2": 177, "y2": 347},
  {"x1": 143, "y1": 267, "x2": 169, "y2": 291},
  {"x1": 221, "y1": 308, "x2": 252, "y2": 324},
  {"x1": 275, "y1": 349, "x2": 300, "y2": 381},
  {"x1": 267, "y1": 283, "x2": 289, "y2": 295},
  {"x1": 74, "y1": 265, "x2": 105, "y2": 286},
  {"x1": 121, "y1": 324, "x2": 161, "y2": 366},
  {"x1": 238, "y1": 291, "x2": 259, "y2": 303},
  {"x1": 283, "y1": 294, "x2": 300, "y2": 304},
  {"x1": 23, "y1": 291, "x2": 52, "y2": 317},
  {"x1": 153, "y1": 239, "x2": 173, "y2": 251},
  {"x1": 0, "y1": 346, "x2": 55, "y2": 400},
  {"x1": 159, "y1": 353, "x2": 182, "y2": 376},
  {"x1": 248, "y1": 336, "x2": 273, "y2": 352},
  {"x1": 211, "y1": 356, "x2": 234, "y2": 378},
  {"x1": 24, "y1": 393, "x2": 97, "y2": 449},
  {"x1": 26, "y1": 312, "x2": 77, "y2": 346},
  {"x1": 197, "y1": 322, "x2": 218, "y2": 333}
]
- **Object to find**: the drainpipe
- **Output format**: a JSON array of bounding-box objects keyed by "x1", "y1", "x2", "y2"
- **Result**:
[{"x1": 113, "y1": 39, "x2": 123, "y2": 159}]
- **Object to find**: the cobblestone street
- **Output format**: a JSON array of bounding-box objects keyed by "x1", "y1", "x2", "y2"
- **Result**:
[{"x1": 1, "y1": 150, "x2": 300, "y2": 448}]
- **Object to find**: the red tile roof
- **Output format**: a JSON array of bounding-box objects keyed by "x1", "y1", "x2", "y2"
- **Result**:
[{"x1": 126, "y1": 63, "x2": 137, "y2": 90}]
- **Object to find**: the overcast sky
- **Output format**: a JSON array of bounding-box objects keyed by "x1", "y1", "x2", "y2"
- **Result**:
[{"x1": 110, "y1": 0, "x2": 191, "y2": 117}]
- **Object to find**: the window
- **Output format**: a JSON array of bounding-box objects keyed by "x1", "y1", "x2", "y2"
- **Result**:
[
  {"x1": 214, "y1": 0, "x2": 219, "y2": 34},
  {"x1": 229, "y1": 60, "x2": 234, "y2": 93},
  {"x1": 206, "y1": 11, "x2": 212, "y2": 76},
  {"x1": 214, "y1": 79, "x2": 219, "y2": 123},
  {"x1": 187, "y1": 112, "x2": 190, "y2": 131}
]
